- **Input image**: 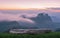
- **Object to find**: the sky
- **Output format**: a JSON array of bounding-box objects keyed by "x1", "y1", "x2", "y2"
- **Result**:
[
  {"x1": 0, "y1": 0, "x2": 60, "y2": 22},
  {"x1": 0, "y1": 0, "x2": 60, "y2": 9}
]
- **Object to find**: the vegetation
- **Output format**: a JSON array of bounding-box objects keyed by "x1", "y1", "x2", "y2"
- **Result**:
[{"x1": 0, "y1": 32, "x2": 60, "y2": 38}]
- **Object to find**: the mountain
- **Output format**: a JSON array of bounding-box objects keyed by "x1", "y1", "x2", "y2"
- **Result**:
[
  {"x1": 0, "y1": 13, "x2": 60, "y2": 32},
  {"x1": 0, "y1": 20, "x2": 37, "y2": 32},
  {"x1": 0, "y1": 21, "x2": 21, "y2": 32}
]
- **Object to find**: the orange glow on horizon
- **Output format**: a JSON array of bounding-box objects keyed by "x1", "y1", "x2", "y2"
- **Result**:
[{"x1": 0, "y1": 7, "x2": 47, "y2": 10}]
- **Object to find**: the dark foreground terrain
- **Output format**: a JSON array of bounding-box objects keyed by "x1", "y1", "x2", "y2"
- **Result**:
[{"x1": 0, "y1": 32, "x2": 60, "y2": 38}]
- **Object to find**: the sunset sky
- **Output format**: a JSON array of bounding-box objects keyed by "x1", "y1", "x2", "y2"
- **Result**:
[
  {"x1": 0, "y1": 0, "x2": 60, "y2": 22},
  {"x1": 0, "y1": 0, "x2": 60, "y2": 9}
]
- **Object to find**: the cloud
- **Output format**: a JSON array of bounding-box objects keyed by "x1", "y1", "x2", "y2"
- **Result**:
[
  {"x1": 0, "y1": 12, "x2": 35, "y2": 24},
  {"x1": 48, "y1": 8, "x2": 60, "y2": 10},
  {"x1": 47, "y1": 8, "x2": 60, "y2": 12},
  {"x1": 0, "y1": 12, "x2": 19, "y2": 21},
  {"x1": 0, "y1": 8, "x2": 60, "y2": 22}
]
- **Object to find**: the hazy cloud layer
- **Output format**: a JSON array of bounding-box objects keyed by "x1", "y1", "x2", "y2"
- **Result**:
[{"x1": 0, "y1": 8, "x2": 60, "y2": 22}]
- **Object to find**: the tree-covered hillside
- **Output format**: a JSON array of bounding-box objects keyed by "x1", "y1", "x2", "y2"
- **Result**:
[{"x1": 0, "y1": 32, "x2": 60, "y2": 38}]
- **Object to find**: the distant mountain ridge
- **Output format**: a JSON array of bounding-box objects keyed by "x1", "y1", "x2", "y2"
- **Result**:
[{"x1": 0, "y1": 13, "x2": 60, "y2": 32}]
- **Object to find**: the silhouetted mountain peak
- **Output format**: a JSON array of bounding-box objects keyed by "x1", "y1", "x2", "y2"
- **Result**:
[{"x1": 30, "y1": 13, "x2": 52, "y2": 24}]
